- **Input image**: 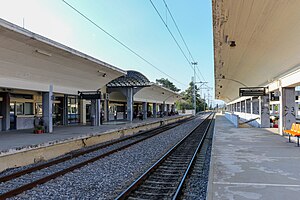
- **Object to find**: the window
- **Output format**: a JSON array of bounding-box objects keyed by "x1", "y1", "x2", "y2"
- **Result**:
[
  {"x1": 24, "y1": 102, "x2": 33, "y2": 115},
  {"x1": 16, "y1": 103, "x2": 24, "y2": 115},
  {"x1": 14, "y1": 102, "x2": 34, "y2": 115}
]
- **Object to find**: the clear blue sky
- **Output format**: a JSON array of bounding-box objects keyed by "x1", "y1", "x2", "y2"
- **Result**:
[{"x1": 0, "y1": 0, "x2": 218, "y2": 104}]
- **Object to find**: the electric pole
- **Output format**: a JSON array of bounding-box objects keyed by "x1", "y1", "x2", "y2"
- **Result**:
[{"x1": 191, "y1": 62, "x2": 197, "y2": 115}]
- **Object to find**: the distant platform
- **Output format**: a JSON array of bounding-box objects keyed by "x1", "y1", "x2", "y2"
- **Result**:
[
  {"x1": 0, "y1": 115, "x2": 190, "y2": 172},
  {"x1": 207, "y1": 115, "x2": 300, "y2": 200}
]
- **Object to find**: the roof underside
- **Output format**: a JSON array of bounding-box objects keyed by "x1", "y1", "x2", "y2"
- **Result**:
[{"x1": 213, "y1": 0, "x2": 300, "y2": 102}]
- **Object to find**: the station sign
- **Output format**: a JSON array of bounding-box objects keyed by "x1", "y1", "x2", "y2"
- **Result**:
[
  {"x1": 78, "y1": 91, "x2": 101, "y2": 100},
  {"x1": 239, "y1": 87, "x2": 266, "y2": 97}
]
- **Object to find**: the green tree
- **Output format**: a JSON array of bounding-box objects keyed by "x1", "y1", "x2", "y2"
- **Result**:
[
  {"x1": 176, "y1": 81, "x2": 207, "y2": 112},
  {"x1": 156, "y1": 78, "x2": 180, "y2": 92}
]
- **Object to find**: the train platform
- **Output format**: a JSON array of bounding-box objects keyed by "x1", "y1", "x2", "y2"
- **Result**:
[
  {"x1": 207, "y1": 114, "x2": 300, "y2": 200},
  {"x1": 0, "y1": 114, "x2": 190, "y2": 172}
]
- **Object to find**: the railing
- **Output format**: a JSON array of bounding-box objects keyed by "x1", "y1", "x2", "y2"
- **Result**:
[
  {"x1": 225, "y1": 112, "x2": 239, "y2": 127},
  {"x1": 234, "y1": 112, "x2": 260, "y2": 127}
]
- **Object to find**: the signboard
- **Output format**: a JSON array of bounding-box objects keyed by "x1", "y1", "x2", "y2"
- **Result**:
[
  {"x1": 78, "y1": 91, "x2": 101, "y2": 100},
  {"x1": 239, "y1": 87, "x2": 266, "y2": 97},
  {"x1": 270, "y1": 91, "x2": 279, "y2": 101}
]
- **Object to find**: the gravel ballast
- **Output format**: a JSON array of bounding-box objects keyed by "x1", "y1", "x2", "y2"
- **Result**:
[{"x1": 8, "y1": 115, "x2": 208, "y2": 200}]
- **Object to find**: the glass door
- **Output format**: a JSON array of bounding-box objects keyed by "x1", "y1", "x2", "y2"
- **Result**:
[{"x1": 68, "y1": 96, "x2": 80, "y2": 124}]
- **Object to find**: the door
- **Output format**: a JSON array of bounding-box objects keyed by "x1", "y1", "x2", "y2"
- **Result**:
[
  {"x1": 86, "y1": 104, "x2": 91, "y2": 122},
  {"x1": 9, "y1": 103, "x2": 16, "y2": 130}
]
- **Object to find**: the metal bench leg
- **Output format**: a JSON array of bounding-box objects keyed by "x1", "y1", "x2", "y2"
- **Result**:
[{"x1": 289, "y1": 135, "x2": 291, "y2": 143}]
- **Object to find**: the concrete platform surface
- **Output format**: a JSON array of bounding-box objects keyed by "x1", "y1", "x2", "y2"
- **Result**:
[
  {"x1": 207, "y1": 115, "x2": 300, "y2": 200},
  {"x1": 0, "y1": 115, "x2": 185, "y2": 155}
]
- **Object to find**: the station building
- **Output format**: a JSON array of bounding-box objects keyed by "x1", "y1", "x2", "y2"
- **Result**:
[
  {"x1": 0, "y1": 18, "x2": 181, "y2": 133},
  {"x1": 212, "y1": 0, "x2": 300, "y2": 134}
]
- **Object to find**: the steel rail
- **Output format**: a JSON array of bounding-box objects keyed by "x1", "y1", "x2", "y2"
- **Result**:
[
  {"x1": 0, "y1": 116, "x2": 194, "y2": 199},
  {"x1": 115, "y1": 113, "x2": 213, "y2": 200},
  {"x1": 172, "y1": 113, "x2": 215, "y2": 199}
]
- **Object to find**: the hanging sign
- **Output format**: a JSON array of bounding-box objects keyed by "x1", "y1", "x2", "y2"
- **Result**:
[
  {"x1": 239, "y1": 87, "x2": 266, "y2": 97},
  {"x1": 78, "y1": 91, "x2": 101, "y2": 100}
]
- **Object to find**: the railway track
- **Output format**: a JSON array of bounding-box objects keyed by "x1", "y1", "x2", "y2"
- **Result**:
[
  {"x1": 178, "y1": 115, "x2": 215, "y2": 200},
  {"x1": 0, "y1": 116, "x2": 197, "y2": 199},
  {"x1": 115, "y1": 113, "x2": 214, "y2": 200}
]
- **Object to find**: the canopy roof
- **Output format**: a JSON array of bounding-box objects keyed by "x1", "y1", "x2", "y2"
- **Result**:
[{"x1": 107, "y1": 70, "x2": 151, "y2": 88}]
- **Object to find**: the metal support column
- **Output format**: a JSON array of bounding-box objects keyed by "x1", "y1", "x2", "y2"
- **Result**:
[
  {"x1": 90, "y1": 99, "x2": 96, "y2": 126},
  {"x1": 63, "y1": 94, "x2": 68, "y2": 125},
  {"x1": 96, "y1": 99, "x2": 101, "y2": 126},
  {"x1": 192, "y1": 62, "x2": 197, "y2": 115},
  {"x1": 142, "y1": 102, "x2": 147, "y2": 120},
  {"x1": 127, "y1": 87, "x2": 133, "y2": 121},
  {"x1": 104, "y1": 99, "x2": 109, "y2": 122},
  {"x1": 250, "y1": 97, "x2": 253, "y2": 115},
  {"x1": 153, "y1": 103, "x2": 157, "y2": 118},
  {"x1": 42, "y1": 85, "x2": 53, "y2": 133}
]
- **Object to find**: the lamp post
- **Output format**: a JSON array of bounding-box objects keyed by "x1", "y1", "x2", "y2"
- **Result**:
[{"x1": 191, "y1": 62, "x2": 197, "y2": 115}]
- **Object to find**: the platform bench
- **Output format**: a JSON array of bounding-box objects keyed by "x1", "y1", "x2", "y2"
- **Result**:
[{"x1": 284, "y1": 123, "x2": 300, "y2": 146}]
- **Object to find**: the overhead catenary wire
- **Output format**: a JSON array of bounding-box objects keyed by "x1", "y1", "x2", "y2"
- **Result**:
[
  {"x1": 162, "y1": 0, "x2": 207, "y2": 83},
  {"x1": 61, "y1": 0, "x2": 187, "y2": 88},
  {"x1": 163, "y1": 0, "x2": 194, "y2": 62},
  {"x1": 150, "y1": 0, "x2": 206, "y2": 84},
  {"x1": 157, "y1": 0, "x2": 212, "y2": 106},
  {"x1": 149, "y1": 0, "x2": 195, "y2": 72},
  {"x1": 196, "y1": 65, "x2": 206, "y2": 83}
]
